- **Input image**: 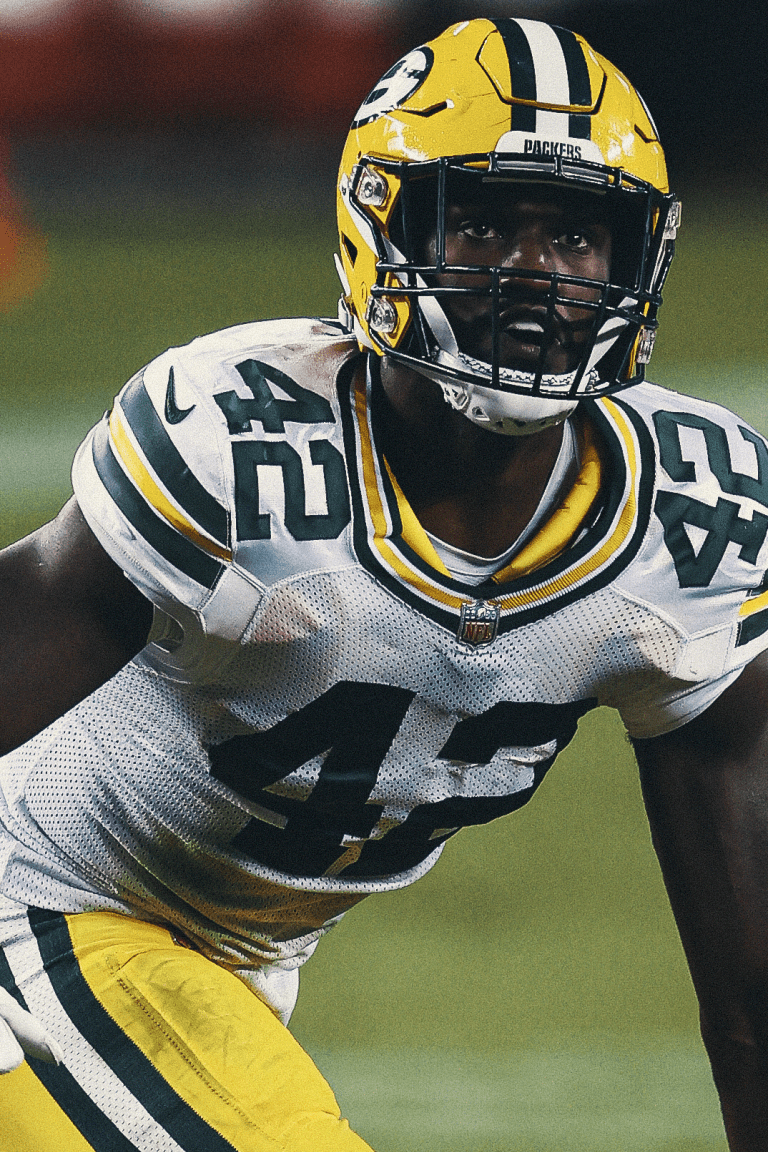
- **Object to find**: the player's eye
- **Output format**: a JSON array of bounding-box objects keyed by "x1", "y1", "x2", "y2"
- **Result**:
[
  {"x1": 556, "y1": 229, "x2": 593, "y2": 253},
  {"x1": 457, "y1": 218, "x2": 503, "y2": 241}
]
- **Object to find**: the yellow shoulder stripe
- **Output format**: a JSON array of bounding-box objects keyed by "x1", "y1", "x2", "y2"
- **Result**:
[
  {"x1": 109, "y1": 407, "x2": 233, "y2": 562},
  {"x1": 739, "y1": 589, "x2": 768, "y2": 618}
]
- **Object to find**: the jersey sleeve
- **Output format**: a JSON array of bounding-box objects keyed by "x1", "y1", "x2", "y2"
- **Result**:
[{"x1": 72, "y1": 345, "x2": 264, "y2": 649}]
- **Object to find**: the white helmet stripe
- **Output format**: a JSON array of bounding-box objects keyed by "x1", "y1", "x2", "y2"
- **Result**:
[
  {"x1": 494, "y1": 17, "x2": 593, "y2": 141},
  {"x1": 514, "y1": 19, "x2": 571, "y2": 107},
  {"x1": 536, "y1": 108, "x2": 573, "y2": 141}
]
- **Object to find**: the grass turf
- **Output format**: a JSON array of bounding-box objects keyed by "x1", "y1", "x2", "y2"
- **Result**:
[{"x1": 312, "y1": 1044, "x2": 725, "y2": 1151}]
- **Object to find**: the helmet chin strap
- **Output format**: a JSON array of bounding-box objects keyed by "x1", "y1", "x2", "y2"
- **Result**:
[{"x1": 439, "y1": 377, "x2": 578, "y2": 437}]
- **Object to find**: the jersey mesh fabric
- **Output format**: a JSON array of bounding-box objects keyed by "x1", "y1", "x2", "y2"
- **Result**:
[{"x1": 0, "y1": 562, "x2": 694, "y2": 975}]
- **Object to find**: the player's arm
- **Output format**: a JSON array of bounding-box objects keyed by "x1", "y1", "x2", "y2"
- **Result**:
[
  {"x1": 632, "y1": 651, "x2": 768, "y2": 1150},
  {"x1": 0, "y1": 496, "x2": 153, "y2": 755}
]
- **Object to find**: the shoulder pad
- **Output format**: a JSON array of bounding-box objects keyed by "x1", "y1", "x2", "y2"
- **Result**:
[{"x1": 72, "y1": 319, "x2": 360, "y2": 652}]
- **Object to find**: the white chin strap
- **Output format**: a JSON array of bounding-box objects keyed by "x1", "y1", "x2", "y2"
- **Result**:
[{"x1": 439, "y1": 378, "x2": 578, "y2": 436}]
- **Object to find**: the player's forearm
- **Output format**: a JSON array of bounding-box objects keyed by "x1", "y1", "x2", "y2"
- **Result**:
[
  {"x1": 634, "y1": 663, "x2": 768, "y2": 1150},
  {"x1": 0, "y1": 533, "x2": 64, "y2": 751},
  {"x1": 703, "y1": 1020, "x2": 768, "y2": 1150}
]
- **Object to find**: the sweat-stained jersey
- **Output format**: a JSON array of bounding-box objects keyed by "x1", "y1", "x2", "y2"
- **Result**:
[{"x1": 2, "y1": 316, "x2": 768, "y2": 983}]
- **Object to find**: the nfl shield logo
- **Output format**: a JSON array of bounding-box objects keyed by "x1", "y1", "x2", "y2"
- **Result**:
[{"x1": 457, "y1": 600, "x2": 500, "y2": 648}]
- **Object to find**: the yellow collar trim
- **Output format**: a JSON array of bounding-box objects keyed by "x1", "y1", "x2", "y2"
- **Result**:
[
  {"x1": 492, "y1": 416, "x2": 601, "y2": 583},
  {"x1": 354, "y1": 373, "x2": 465, "y2": 607},
  {"x1": 382, "y1": 459, "x2": 453, "y2": 578},
  {"x1": 495, "y1": 397, "x2": 638, "y2": 609}
]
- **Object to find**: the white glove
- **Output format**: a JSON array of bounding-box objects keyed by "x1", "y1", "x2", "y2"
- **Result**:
[{"x1": 0, "y1": 985, "x2": 63, "y2": 1073}]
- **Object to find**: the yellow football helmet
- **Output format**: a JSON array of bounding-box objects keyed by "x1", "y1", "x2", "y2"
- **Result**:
[{"x1": 336, "y1": 17, "x2": 680, "y2": 433}]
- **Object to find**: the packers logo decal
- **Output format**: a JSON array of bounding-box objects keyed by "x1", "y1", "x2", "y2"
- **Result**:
[{"x1": 352, "y1": 46, "x2": 434, "y2": 127}]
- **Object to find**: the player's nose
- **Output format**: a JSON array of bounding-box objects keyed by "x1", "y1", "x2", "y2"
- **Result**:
[{"x1": 498, "y1": 231, "x2": 554, "y2": 293}]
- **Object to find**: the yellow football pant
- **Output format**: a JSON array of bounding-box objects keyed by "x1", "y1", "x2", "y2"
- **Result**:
[{"x1": 0, "y1": 906, "x2": 373, "y2": 1151}]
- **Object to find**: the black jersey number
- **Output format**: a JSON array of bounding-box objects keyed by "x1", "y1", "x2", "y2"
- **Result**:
[
  {"x1": 216, "y1": 359, "x2": 335, "y2": 433},
  {"x1": 208, "y1": 681, "x2": 593, "y2": 879},
  {"x1": 232, "y1": 439, "x2": 350, "y2": 541},
  {"x1": 214, "y1": 359, "x2": 351, "y2": 542},
  {"x1": 654, "y1": 411, "x2": 768, "y2": 587}
]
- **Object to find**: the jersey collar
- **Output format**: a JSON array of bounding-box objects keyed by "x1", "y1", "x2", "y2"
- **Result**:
[{"x1": 338, "y1": 355, "x2": 653, "y2": 634}]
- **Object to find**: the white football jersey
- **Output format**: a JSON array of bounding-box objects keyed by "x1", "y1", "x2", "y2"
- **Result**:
[{"x1": 2, "y1": 317, "x2": 768, "y2": 979}]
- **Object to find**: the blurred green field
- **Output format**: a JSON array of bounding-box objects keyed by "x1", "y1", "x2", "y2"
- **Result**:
[{"x1": 2, "y1": 187, "x2": 767, "y2": 1149}]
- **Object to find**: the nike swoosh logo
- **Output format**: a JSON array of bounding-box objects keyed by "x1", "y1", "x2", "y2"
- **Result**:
[{"x1": 164, "y1": 366, "x2": 195, "y2": 424}]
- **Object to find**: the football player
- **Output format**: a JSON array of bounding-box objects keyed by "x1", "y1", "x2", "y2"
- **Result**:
[{"x1": 0, "y1": 16, "x2": 767, "y2": 1151}]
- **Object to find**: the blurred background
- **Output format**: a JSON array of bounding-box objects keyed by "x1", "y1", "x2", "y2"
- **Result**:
[{"x1": 1, "y1": 1, "x2": 766, "y2": 1148}]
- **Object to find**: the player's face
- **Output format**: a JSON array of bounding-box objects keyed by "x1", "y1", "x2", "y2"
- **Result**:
[{"x1": 421, "y1": 184, "x2": 613, "y2": 377}]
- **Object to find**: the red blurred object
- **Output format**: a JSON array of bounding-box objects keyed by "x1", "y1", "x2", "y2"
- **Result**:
[
  {"x1": 0, "y1": 0, "x2": 406, "y2": 130},
  {"x1": 0, "y1": 133, "x2": 47, "y2": 307}
]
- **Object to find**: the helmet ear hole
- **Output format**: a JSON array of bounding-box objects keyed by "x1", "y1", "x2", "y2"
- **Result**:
[{"x1": 341, "y1": 235, "x2": 358, "y2": 266}]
